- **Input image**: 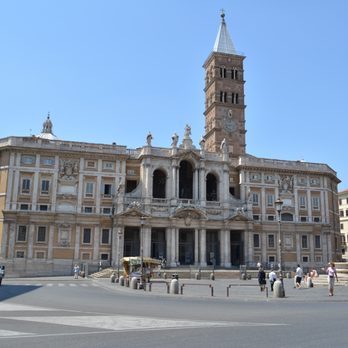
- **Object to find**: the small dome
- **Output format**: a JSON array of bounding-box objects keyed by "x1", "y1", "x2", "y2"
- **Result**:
[{"x1": 36, "y1": 113, "x2": 58, "y2": 140}]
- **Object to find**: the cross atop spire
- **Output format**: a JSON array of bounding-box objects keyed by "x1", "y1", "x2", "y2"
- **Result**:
[{"x1": 213, "y1": 11, "x2": 237, "y2": 54}]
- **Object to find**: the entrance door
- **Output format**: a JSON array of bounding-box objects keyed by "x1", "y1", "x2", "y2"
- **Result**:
[
  {"x1": 151, "y1": 228, "x2": 166, "y2": 260},
  {"x1": 206, "y1": 230, "x2": 220, "y2": 266},
  {"x1": 179, "y1": 229, "x2": 195, "y2": 265},
  {"x1": 124, "y1": 227, "x2": 140, "y2": 256},
  {"x1": 230, "y1": 231, "x2": 243, "y2": 266}
]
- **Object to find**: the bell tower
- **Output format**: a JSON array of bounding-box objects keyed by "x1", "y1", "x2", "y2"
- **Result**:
[{"x1": 203, "y1": 12, "x2": 246, "y2": 157}]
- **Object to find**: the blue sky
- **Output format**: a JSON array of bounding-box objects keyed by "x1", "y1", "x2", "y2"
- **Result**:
[{"x1": 0, "y1": 1, "x2": 347, "y2": 190}]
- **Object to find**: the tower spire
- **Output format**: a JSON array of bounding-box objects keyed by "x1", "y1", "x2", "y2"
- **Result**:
[{"x1": 213, "y1": 11, "x2": 237, "y2": 54}]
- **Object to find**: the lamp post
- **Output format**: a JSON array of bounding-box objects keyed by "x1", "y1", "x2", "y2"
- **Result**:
[
  {"x1": 139, "y1": 217, "x2": 145, "y2": 289},
  {"x1": 275, "y1": 198, "x2": 283, "y2": 273}
]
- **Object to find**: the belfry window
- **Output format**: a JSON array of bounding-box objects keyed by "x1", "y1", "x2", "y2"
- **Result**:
[
  {"x1": 179, "y1": 160, "x2": 193, "y2": 199},
  {"x1": 206, "y1": 173, "x2": 218, "y2": 201},
  {"x1": 231, "y1": 68, "x2": 238, "y2": 80},
  {"x1": 220, "y1": 91, "x2": 227, "y2": 103},
  {"x1": 219, "y1": 67, "x2": 226, "y2": 78},
  {"x1": 232, "y1": 93, "x2": 239, "y2": 104},
  {"x1": 153, "y1": 169, "x2": 166, "y2": 199}
]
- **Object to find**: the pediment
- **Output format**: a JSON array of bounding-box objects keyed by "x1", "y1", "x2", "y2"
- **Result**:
[
  {"x1": 172, "y1": 206, "x2": 207, "y2": 220},
  {"x1": 178, "y1": 150, "x2": 201, "y2": 162},
  {"x1": 118, "y1": 201, "x2": 151, "y2": 218},
  {"x1": 227, "y1": 208, "x2": 251, "y2": 222}
]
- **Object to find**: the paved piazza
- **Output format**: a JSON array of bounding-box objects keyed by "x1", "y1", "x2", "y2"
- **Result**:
[{"x1": 0, "y1": 277, "x2": 347, "y2": 347}]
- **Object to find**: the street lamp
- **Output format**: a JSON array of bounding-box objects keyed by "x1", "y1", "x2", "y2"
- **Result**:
[
  {"x1": 275, "y1": 197, "x2": 283, "y2": 273},
  {"x1": 139, "y1": 217, "x2": 146, "y2": 289}
]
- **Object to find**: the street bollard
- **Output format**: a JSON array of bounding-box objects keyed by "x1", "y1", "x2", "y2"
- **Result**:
[
  {"x1": 273, "y1": 279, "x2": 285, "y2": 298},
  {"x1": 170, "y1": 279, "x2": 179, "y2": 294},
  {"x1": 119, "y1": 276, "x2": 125, "y2": 286},
  {"x1": 130, "y1": 277, "x2": 138, "y2": 290},
  {"x1": 195, "y1": 272, "x2": 201, "y2": 280},
  {"x1": 163, "y1": 272, "x2": 167, "y2": 279},
  {"x1": 307, "y1": 277, "x2": 313, "y2": 288},
  {"x1": 110, "y1": 273, "x2": 116, "y2": 283},
  {"x1": 210, "y1": 273, "x2": 215, "y2": 281}
]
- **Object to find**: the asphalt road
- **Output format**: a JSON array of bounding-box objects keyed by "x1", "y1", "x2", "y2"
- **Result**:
[{"x1": 0, "y1": 277, "x2": 347, "y2": 348}]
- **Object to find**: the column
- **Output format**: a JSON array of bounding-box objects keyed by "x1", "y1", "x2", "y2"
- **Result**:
[
  {"x1": 261, "y1": 188, "x2": 266, "y2": 221},
  {"x1": 51, "y1": 155, "x2": 59, "y2": 212},
  {"x1": 96, "y1": 164, "x2": 102, "y2": 214},
  {"x1": 194, "y1": 169, "x2": 199, "y2": 201},
  {"x1": 27, "y1": 225, "x2": 35, "y2": 259},
  {"x1": 296, "y1": 233, "x2": 301, "y2": 265},
  {"x1": 294, "y1": 188, "x2": 299, "y2": 223},
  {"x1": 143, "y1": 226, "x2": 151, "y2": 258},
  {"x1": 12, "y1": 169, "x2": 20, "y2": 210},
  {"x1": 171, "y1": 162, "x2": 177, "y2": 199},
  {"x1": 307, "y1": 190, "x2": 312, "y2": 222},
  {"x1": 194, "y1": 228, "x2": 199, "y2": 265},
  {"x1": 93, "y1": 226, "x2": 100, "y2": 261},
  {"x1": 47, "y1": 225, "x2": 55, "y2": 260},
  {"x1": 261, "y1": 232, "x2": 267, "y2": 263},
  {"x1": 320, "y1": 190, "x2": 326, "y2": 223},
  {"x1": 5, "y1": 153, "x2": 15, "y2": 210},
  {"x1": 199, "y1": 228, "x2": 207, "y2": 267},
  {"x1": 8, "y1": 224, "x2": 16, "y2": 259},
  {"x1": 199, "y1": 164, "x2": 206, "y2": 204},
  {"x1": 224, "y1": 229, "x2": 231, "y2": 268},
  {"x1": 309, "y1": 234, "x2": 315, "y2": 264},
  {"x1": 74, "y1": 225, "x2": 81, "y2": 260},
  {"x1": 77, "y1": 158, "x2": 84, "y2": 213},
  {"x1": 0, "y1": 222, "x2": 9, "y2": 258}
]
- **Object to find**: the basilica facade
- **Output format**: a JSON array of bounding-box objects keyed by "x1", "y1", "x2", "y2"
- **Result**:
[{"x1": 0, "y1": 13, "x2": 341, "y2": 276}]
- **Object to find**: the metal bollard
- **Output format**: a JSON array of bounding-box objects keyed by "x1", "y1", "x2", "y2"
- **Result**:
[{"x1": 170, "y1": 279, "x2": 179, "y2": 294}]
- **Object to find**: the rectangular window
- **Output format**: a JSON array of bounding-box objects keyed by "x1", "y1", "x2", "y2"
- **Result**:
[
  {"x1": 340, "y1": 210, "x2": 344, "y2": 217},
  {"x1": 313, "y1": 217, "x2": 321, "y2": 223},
  {"x1": 17, "y1": 226, "x2": 27, "y2": 241},
  {"x1": 35, "y1": 251, "x2": 45, "y2": 259},
  {"x1": 312, "y1": 196, "x2": 320, "y2": 210},
  {"x1": 84, "y1": 206, "x2": 93, "y2": 213},
  {"x1": 20, "y1": 204, "x2": 29, "y2": 210},
  {"x1": 346, "y1": 209, "x2": 348, "y2": 217},
  {"x1": 21, "y1": 179, "x2": 31, "y2": 193},
  {"x1": 301, "y1": 235, "x2": 308, "y2": 249},
  {"x1": 87, "y1": 161, "x2": 96, "y2": 168},
  {"x1": 299, "y1": 195, "x2": 306, "y2": 209},
  {"x1": 252, "y1": 193, "x2": 259, "y2": 206},
  {"x1": 39, "y1": 205, "x2": 48, "y2": 211},
  {"x1": 341, "y1": 223, "x2": 344, "y2": 230},
  {"x1": 315, "y1": 235, "x2": 321, "y2": 249},
  {"x1": 103, "y1": 184, "x2": 112, "y2": 196},
  {"x1": 266, "y1": 194, "x2": 274, "y2": 207},
  {"x1": 85, "y1": 182, "x2": 94, "y2": 197},
  {"x1": 268, "y1": 255, "x2": 275, "y2": 263},
  {"x1": 40, "y1": 156, "x2": 55, "y2": 166},
  {"x1": 339, "y1": 199, "x2": 342, "y2": 205},
  {"x1": 300, "y1": 216, "x2": 308, "y2": 222},
  {"x1": 37, "y1": 226, "x2": 46, "y2": 242},
  {"x1": 268, "y1": 234, "x2": 275, "y2": 248},
  {"x1": 41, "y1": 180, "x2": 50, "y2": 194},
  {"x1": 302, "y1": 256, "x2": 309, "y2": 263},
  {"x1": 253, "y1": 215, "x2": 260, "y2": 221},
  {"x1": 101, "y1": 229, "x2": 110, "y2": 244},
  {"x1": 346, "y1": 198, "x2": 348, "y2": 204},
  {"x1": 83, "y1": 228, "x2": 91, "y2": 244},
  {"x1": 267, "y1": 215, "x2": 275, "y2": 221},
  {"x1": 100, "y1": 253, "x2": 109, "y2": 261},
  {"x1": 253, "y1": 234, "x2": 260, "y2": 248},
  {"x1": 21, "y1": 155, "x2": 35, "y2": 165},
  {"x1": 102, "y1": 207, "x2": 111, "y2": 215},
  {"x1": 103, "y1": 161, "x2": 114, "y2": 170},
  {"x1": 16, "y1": 251, "x2": 25, "y2": 258}
]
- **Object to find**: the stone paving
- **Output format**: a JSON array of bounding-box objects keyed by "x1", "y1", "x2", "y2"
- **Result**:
[{"x1": 92, "y1": 275, "x2": 348, "y2": 302}]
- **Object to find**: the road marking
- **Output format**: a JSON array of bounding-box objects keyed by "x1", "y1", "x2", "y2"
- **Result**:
[
  {"x1": 58, "y1": 283, "x2": 65, "y2": 287},
  {"x1": 69, "y1": 283, "x2": 77, "y2": 287},
  {"x1": 0, "y1": 303, "x2": 54, "y2": 311},
  {"x1": 0, "y1": 330, "x2": 34, "y2": 337},
  {"x1": 0, "y1": 315, "x2": 286, "y2": 331}
]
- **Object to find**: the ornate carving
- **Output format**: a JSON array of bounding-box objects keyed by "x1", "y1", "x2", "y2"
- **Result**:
[
  {"x1": 279, "y1": 175, "x2": 294, "y2": 194},
  {"x1": 59, "y1": 159, "x2": 79, "y2": 180}
]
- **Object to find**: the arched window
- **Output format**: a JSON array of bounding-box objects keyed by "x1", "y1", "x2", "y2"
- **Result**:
[
  {"x1": 153, "y1": 169, "x2": 166, "y2": 198},
  {"x1": 206, "y1": 173, "x2": 218, "y2": 201},
  {"x1": 179, "y1": 160, "x2": 193, "y2": 199}
]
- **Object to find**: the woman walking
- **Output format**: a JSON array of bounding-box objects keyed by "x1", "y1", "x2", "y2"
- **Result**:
[
  {"x1": 326, "y1": 262, "x2": 338, "y2": 296},
  {"x1": 258, "y1": 266, "x2": 266, "y2": 292}
]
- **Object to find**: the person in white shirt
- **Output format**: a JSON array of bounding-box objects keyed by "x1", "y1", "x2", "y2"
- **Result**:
[
  {"x1": 295, "y1": 264, "x2": 303, "y2": 288},
  {"x1": 268, "y1": 269, "x2": 277, "y2": 291}
]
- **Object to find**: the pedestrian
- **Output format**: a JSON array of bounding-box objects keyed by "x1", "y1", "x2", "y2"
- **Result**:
[
  {"x1": 269, "y1": 269, "x2": 277, "y2": 291},
  {"x1": 326, "y1": 262, "x2": 338, "y2": 296},
  {"x1": 295, "y1": 264, "x2": 303, "y2": 288},
  {"x1": 73, "y1": 264, "x2": 80, "y2": 279},
  {"x1": 0, "y1": 265, "x2": 5, "y2": 286},
  {"x1": 257, "y1": 266, "x2": 266, "y2": 292}
]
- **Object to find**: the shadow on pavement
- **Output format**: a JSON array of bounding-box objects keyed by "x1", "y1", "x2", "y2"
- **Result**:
[{"x1": 0, "y1": 284, "x2": 42, "y2": 302}]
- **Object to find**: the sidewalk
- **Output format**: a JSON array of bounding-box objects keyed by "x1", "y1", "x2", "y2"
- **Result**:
[{"x1": 92, "y1": 276, "x2": 348, "y2": 302}]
